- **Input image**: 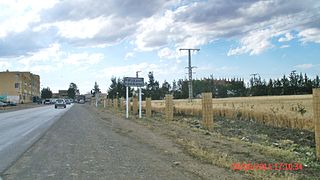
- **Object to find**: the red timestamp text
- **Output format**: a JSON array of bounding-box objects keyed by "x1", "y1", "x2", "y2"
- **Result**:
[{"x1": 231, "y1": 162, "x2": 303, "y2": 171}]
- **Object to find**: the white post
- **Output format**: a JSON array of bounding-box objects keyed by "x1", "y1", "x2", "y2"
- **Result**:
[
  {"x1": 139, "y1": 87, "x2": 142, "y2": 118},
  {"x1": 126, "y1": 86, "x2": 129, "y2": 118},
  {"x1": 95, "y1": 93, "x2": 98, "y2": 107},
  {"x1": 103, "y1": 97, "x2": 106, "y2": 108}
]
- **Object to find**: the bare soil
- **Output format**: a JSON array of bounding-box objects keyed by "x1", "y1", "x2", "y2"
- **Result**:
[{"x1": 106, "y1": 107, "x2": 320, "y2": 179}]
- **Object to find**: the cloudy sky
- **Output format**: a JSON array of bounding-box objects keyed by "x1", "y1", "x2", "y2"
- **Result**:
[{"x1": 0, "y1": 0, "x2": 319, "y2": 94}]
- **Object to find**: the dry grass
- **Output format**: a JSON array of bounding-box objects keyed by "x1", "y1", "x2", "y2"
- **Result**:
[
  {"x1": 177, "y1": 137, "x2": 298, "y2": 179},
  {"x1": 146, "y1": 95, "x2": 313, "y2": 131}
]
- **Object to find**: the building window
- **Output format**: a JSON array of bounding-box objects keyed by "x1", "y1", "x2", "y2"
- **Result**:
[{"x1": 15, "y1": 83, "x2": 20, "y2": 89}]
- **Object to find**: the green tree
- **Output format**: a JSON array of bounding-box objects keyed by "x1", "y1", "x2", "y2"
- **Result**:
[
  {"x1": 281, "y1": 75, "x2": 290, "y2": 95},
  {"x1": 41, "y1": 87, "x2": 52, "y2": 99},
  {"x1": 67, "y1": 82, "x2": 78, "y2": 99},
  {"x1": 160, "y1": 80, "x2": 171, "y2": 98},
  {"x1": 313, "y1": 75, "x2": 320, "y2": 88},
  {"x1": 108, "y1": 77, "x2": 132, "y2": 99},
  {"x1": 143, "y1": 72, "x2": 160, "y2": 99},
  {"x1": 91, "y1": 81, "x2": 101, "y2": 97},
  {"x1": 175, "y1": 79, "x2": 188, "y2": 99}
]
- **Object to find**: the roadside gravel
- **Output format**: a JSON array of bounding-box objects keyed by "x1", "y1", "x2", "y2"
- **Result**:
[{"x1": 2, "y1": 104, "x2": 206, "y2": 179}]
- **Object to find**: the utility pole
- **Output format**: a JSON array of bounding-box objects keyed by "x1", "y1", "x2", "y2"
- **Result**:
[
  {"x1": 179, "y1": 48, "x2": 200, "y2": 102},
  {"x1": 250, "y1": 73, "x2": 259, "y2": 81}
]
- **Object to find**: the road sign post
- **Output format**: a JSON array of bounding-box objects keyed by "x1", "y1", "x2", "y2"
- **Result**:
[
  {"x1": 139, "y1": 87, "x2": 142, "y2": 118},
  {"x1": 124, "y1": 77, "x2": 144, "y2": 119},
  {"x1": 126, "y1": 86, "x2": 129, "y2": 118}
]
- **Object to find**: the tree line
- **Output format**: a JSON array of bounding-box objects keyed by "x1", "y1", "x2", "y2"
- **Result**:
[
  {"x1": 41, "y1": 82, "x2": 79, "y2": 99},
  {"x1": 107, "y1": 71, "x2": 320, "y2": 100}
]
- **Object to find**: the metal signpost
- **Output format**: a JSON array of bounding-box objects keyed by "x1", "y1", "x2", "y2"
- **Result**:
[{"x1": 124, "y1": 77, "x2": 144, "y2": 119}]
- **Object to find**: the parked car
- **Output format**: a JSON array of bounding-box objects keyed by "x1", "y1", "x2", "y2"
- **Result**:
[
  {"x1": 55, "y1": 99, "x2": 66, "y2": 109},
  {"x1": 7, "y1": 101, "x2": 17, "y2": 106},
  {"x1": 0, "y1": 101, "x2": 8, "y2": 107},
  {"x1": 65, "y1": 99, "x2": 71, "y2": 105},
  {"x1": 44, "y1": 99, "x2": 51, "y2": 105},
  {"x1": 37, "y1": 99, "x2": 43, "y2": 104},
  {"x1": 50, "y1": 99, "x2": 57, "y2": 104}
]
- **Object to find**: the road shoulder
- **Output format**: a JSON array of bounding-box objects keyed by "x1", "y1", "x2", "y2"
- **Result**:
[{"x1": 93, "y1": 105, "x2": 245, "y2": 179}]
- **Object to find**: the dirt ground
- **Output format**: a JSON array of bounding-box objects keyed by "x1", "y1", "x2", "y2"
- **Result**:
[
  {"x1": 101, "y1": 106, "x2": 320, "y2": 179},
  {"x1": 93, "y1": 106, "x2": 245, "y2": 180}
]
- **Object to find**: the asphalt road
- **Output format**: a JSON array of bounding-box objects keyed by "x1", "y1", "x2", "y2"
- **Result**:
[
  {"x1": 1, "y1": 104, "x2": 201, "y2": 180},
  {"x1": 0, "y1": 104, "x2": 73, "y2": 173}
]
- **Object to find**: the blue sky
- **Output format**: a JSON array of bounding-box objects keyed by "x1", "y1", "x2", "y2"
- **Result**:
[{"x1": 0, "y1": 0, "x2": 319, "y2": 94}]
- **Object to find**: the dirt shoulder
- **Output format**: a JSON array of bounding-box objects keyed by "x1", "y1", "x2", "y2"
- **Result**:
[
  {"x1": 93, "y1": 105, "x2": 245, "y2": 180},
  {"x1": 100, "y1": 106, "x2": 320, "y2": 179}
]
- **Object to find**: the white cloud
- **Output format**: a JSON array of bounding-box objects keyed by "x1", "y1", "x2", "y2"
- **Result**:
[
  {"x1": 98, "y1": 63, "x2": 160, "y2": 78},
  {"x1": 294, "y1": 64, "x2": 315, "y2": 69},
  {"x1": 298, "y1": 28, "x2": 320, "y2": 44},
  {"x1": 35, "y1": 17, "x2": 107, "y2": 39},
  {"x1": 158, "y1": 48, "x2": 177, "y2": 59},
  {"x1": 29, "y1": 65, "x2": 55, "y2": 74},
  {"x1": 1, "y1": 0, "x2": 320, "y2": 59},
  {"x1": 238, "y1": 0, "x2": 275, "y2": 17},
  {"x1": 18, "y1": 43, "x2": 62, "y2": 67},
  {"x1": 134, "y1": 0, "x2": 320, "y2": 56},
  {"x1": 135, "y1": 10, "x2": 175, "y2": 51},
  {"x1": 278, "y1": 33, "x2": 294, "y2": 42},
  {"x1": 0, "y1": 60, "x2": 11, "y2": 70},
  {"x1": 65, "y1": 52, "x2": 103, "y2": 65},
  {"x1": 280, "y1": 45, "x2": 290, "y2": 48},
  {"x1": 0, "y1": 0, "x2": 58, "y2": 38},
  {"x1": 15, "y1": 42, "x2": 103, "y2": 74},
  {"x1": 227, "y1": 29, "x2": 275, "y2": 56},
  {"x1": 125, "y1": 52, "x2": 134, "y2": 60}
]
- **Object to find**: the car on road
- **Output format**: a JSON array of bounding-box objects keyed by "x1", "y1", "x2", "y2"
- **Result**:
[
  {"x1": 55, "y1": 99, "x2": 66, "y2": 109},
  {"x1": 78, "y1": 99, "x2": 85, "y2": 104}
]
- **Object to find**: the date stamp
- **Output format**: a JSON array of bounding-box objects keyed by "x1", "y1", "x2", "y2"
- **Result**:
[{"x1": 231, "y1": 162, "x2": 303, "y2": 171}]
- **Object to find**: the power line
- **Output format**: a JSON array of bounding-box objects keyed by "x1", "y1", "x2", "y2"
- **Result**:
[
  {"x1": 179, "y1": 48, "x2": 200, "y2": 102},
  {"x1": 250, "y1": 73, "x2": 259, "y2": 80}
]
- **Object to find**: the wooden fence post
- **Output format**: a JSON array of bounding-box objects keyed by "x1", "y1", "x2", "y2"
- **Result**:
[
  {"x1": 313, "y1": 88, "x2": 320, "y2": 160},
  {"x1": 113, "y1": 98, "x2": 118, "y2": 110},
  {"x1": 146, "y1": 97, "x2": 152, "y2": 118},
  {"x1": 128, "y1": 98, "x2": 131, "y2": 115},
  {"x1": 133, "y1": 97, "x2": 138, "y2": 115},
  {"x1": 202, "y1": 92, "x2": 213, "y2": 130},
  {"x1": 165, "y1": 94, "x2": 173, "y2": 121},
  {"x1": 119, "y1": 97, "x2": 123, "y2": 111}
]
